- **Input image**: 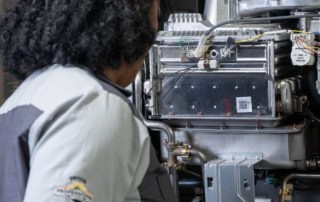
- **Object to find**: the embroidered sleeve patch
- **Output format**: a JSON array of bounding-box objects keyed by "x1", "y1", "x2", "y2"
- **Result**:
[{"x1": 54, "y1": 176, "x2": 93, "y2": 202}]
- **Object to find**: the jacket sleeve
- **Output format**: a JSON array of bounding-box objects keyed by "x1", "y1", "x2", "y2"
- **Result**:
[{"x1": 24, "y1": 90, "x2": 151, "y2": 202}]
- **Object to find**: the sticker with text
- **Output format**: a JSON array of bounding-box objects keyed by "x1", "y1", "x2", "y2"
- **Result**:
[{"x1": 236, "y1": 97, "x2": 252, "y2": 113}]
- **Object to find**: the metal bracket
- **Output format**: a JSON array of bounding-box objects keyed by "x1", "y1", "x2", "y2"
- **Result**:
[
  {"x1": 204, "y1": 153, "x2": 263, "y2": 202},
  {"x1": 218, "y1": 152, "x2": 264, "y2": 161}
]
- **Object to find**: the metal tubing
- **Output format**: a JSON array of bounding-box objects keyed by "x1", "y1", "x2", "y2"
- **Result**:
[
  {"x1": 228, "y1": 0, "x2": 232, "y2": 20},
  {"x1": 134, "y1": 70, "x2": 143, "y2": 113},
  {"x1": 190, "y1": 148, "x2": 208, "y2": 164},
  {"x1": 142, "y1": 118, "x2": 178, "y2": 198},
  {"x1": 189, "y1": 148, "x2": 208, "y2": 190},
  {"x1": 174, "y1": 126, "x2": 304, "y2": 134},
  {"x1": 169, "y1": 167, "x2": 179, "y2": 200},
  {"x1": 204, "y1": 0, "x2": 219, "y2": 25},
  {"x1": 143, "y1": 119, "x2": 176, "y2": 143},
  {"x1": 280, "y1": 173, "x2": 320, "y2": 202}
]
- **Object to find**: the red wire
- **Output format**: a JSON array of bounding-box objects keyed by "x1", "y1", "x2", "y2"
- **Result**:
[{"x1": 296, "y1": 37, "x2": 320, "y2": 56}]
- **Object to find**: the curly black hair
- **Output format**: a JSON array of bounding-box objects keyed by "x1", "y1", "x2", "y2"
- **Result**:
[{"x1": 0, "y1": 0, "x2": 161, "y2": 78}]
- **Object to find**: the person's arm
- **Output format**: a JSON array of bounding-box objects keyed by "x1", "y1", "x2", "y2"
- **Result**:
[{"x1": 24, "y1": 91, "x2": 151, "y2": 202}]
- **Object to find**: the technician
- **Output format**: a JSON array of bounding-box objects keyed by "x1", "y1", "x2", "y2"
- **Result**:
[{"x1": 0, "y1": 0, "x2": 177, "y2": 201}]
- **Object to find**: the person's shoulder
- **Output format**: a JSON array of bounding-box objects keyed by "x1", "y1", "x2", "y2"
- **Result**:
[
  {"x1": 47, "y1": 65, "x2": 140, "y2": 119},
  {"x1": 0, "y1": 64, "x2": 102, "y2": 113},
  {"x1": 39, "y1": 64, "x2": 103, "y2": 92},
  {"x1": 29, "y1": 65, "x2": 105, "y2": 108}
]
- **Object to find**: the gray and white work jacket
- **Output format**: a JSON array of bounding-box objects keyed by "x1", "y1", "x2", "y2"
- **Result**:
[{"x1": 0, "y1": 64, "x2": 177, "y2": 202}]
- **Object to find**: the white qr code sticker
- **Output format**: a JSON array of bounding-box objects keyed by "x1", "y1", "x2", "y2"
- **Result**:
[{"x1": 236, "y1": 97, "x2": 252, "y2": 113}]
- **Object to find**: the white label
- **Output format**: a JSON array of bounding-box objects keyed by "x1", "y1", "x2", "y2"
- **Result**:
[
  {"x1": 291, "y1": 44, "x2": 315, "y2": 66},
  {"x1": 236, "y1": 97, "x2": 252, "y2": 113}
]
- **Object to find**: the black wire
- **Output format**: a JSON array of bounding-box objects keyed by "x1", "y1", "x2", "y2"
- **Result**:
[
  {"x1": 305, "y1": 107, "x2": 320, "y2": 124},
  {"x1": 144, "y1": 67, "x2": 194, "y2": 109},
  {"x1": 147, "y1": 66, "x2": 194, "y2": 96},
  {"x1": 158, "y1": 67, "x2": 193, "y2": 104},
  {"x1": 147, "y1": 67, "x2": 192, "y2": 109},
  {"x1": 205, "y1": 14, "x2": 320, "y2": 36},
  {"x1": 182, "y1": 169, "x2": 201, "y2": 178}
]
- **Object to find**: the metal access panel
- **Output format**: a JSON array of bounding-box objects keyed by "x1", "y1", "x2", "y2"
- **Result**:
[
  {"x1": 237, "y1": 0, "x2": 320, "y2": 16},
  {"x1": 159, "y1": 73, "x2": 271, "y2": 117},
  {"x1": 204, "y1": 156, "x2": 260, "y2": 202},
  {"x1": 147, "y1": 29, "x2": 293, "y2": 127}
]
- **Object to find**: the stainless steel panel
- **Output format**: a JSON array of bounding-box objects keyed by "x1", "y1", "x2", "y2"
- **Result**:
[
  {"x1": 237, "y1": 0, "x2": 320, "y2": 16},
  {"x1": 160, "y1": 123, "x2": 312, "y2": 169},
  {"x1": 204, "y1": 0, "x2": 229, "y2": 25},
  {"x1": 148, "y1": 32, "x2": 293, "y2": 125}
]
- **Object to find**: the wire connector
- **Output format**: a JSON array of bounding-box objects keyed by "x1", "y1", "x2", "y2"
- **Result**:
[
  {"x1": 290, "y1": 33, "x2": 316, "y2": 66},
  {"x1": 192, "y1": 34, "x2": 212, "y2": 59}
]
